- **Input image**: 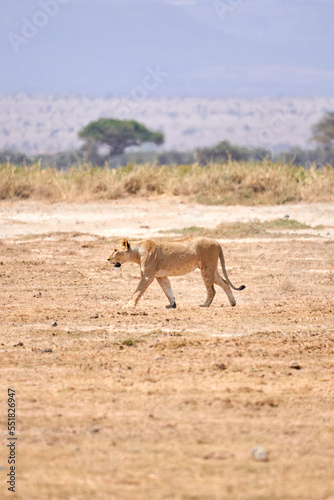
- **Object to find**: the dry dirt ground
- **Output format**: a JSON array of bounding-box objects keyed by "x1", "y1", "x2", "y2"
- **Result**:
[{"x1": 0, "y1": 199, "x2": 334, "y2": 500}]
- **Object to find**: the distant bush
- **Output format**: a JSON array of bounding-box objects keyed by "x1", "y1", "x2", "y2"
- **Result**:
[
  {"x1": 311, "y1": 111, "x2": 334, "y2": 151},
  {"x1": 0, "y1": 148, "x2": 85, "y2": 169},
  {"x1": 0, "y1": 149, "x2": 33, "y2": 165},
  {"x1": 276, "y1": 146, "x2": 334, "y2": 168},
  {"x1": 39, "y1": 150, "x2": 85, "y2": 169},
  {"x1": 195, "y1": 140, "x2": 270, "y2": 165},
  {"x1": 156, "y1": 150, "x2": 195, "y2": 166}
]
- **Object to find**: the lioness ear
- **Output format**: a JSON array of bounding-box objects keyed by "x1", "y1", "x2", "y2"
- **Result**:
[{"x1": 121, "y1": 238, "x2": 130, "y2": 250}]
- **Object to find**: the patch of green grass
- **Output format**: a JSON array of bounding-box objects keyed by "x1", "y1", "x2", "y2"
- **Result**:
[
  {"x1": 198, "y1": 218, "x2": 321, "y2": 239},
  {"x1": 159, "y1": 226, "x2": 203, "y2": 235},
  {"x1": 162, "y1": 218, "x2": 324, "y2": 239},
  {"x1": 116, "y1": 337, "x2": 142, "y2": 347},
  {"x1": 262, "y1": 218, "x2": 313, "y2": 230}
]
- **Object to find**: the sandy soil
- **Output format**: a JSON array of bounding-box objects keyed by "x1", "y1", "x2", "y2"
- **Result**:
[
  {"x1": 0, "y1": 199, "x2": 333, "y2": 500},
  {"x1": 1, "y1": 199, "x2": 334, "y2": 239}
]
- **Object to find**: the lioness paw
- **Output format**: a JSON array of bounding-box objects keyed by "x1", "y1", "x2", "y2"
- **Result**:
[
  {"x1": 165, "y1": 302, "x2": 176, "y2": 309},
  {"x1": 122, "y1": 301, "x2": 136, "y2": 309}
]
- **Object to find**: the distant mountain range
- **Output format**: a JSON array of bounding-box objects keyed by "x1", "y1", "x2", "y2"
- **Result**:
[
  {"x1": 1, "y1": 94, "x2": 334, "y2": 154},
  {"x1": 1, "y1": 0, "x2": 334, "y2": 97}
]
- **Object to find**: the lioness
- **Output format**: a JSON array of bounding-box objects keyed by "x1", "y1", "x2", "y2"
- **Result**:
[{"x1": 107, "y1": 237, "x2": 245, "y2": 309}]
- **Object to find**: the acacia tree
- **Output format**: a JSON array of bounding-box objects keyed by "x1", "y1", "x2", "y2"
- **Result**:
[
  {"x1": 312, "y1": 112, "x2": 334, "y2": 151},
  {"x1": 78, "y1": 118, "x2": 164, "y2": 165}
]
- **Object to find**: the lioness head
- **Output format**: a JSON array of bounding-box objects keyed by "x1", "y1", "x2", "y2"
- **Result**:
[{"x1": 107, "y1": 238, "x2": 130, "y2": 268}]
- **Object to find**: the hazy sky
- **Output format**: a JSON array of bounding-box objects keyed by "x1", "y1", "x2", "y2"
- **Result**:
[{"x1": 1, "y1": 0, "x2": 333, "y2": 97}]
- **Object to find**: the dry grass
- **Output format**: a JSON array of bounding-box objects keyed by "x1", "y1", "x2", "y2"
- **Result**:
[{"x1": 1, "y1": 161, "x2": 334, "y2": 204}]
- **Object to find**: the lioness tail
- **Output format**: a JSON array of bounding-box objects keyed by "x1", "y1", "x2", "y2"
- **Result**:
[{"x1": 219, "y1": 245, "x2": 245, "y2": 291}]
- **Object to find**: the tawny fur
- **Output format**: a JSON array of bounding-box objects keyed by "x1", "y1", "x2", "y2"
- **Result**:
[{"x1": 107, "y1": 237, "x2": 245, "y2": 309}]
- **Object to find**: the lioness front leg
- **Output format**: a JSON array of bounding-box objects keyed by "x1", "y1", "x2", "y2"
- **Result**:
[
  {"x1": 124, "y1": 274, "x2": 154, "y2": 308},
  {"x1": 156, "y1": 277, "x2": 176, "y2": 309}
]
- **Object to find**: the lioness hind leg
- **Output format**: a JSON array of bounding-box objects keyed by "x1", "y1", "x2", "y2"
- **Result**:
[
  {"x1": 200, "y1": 269, "x2": 216, "y2": 307},
  {"x1": 156, "y1": 277, "x2": 176, "y2": 309},
  {"x1": 214, "y1": 270, "x2": 236, "y2": 307}
]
